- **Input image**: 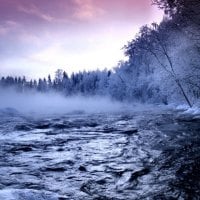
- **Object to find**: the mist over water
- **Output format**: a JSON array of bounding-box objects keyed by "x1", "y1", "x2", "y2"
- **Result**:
[
  {"x1": 0, "y1": 88, "x2": 127, "y2": 115},
  {"x1": 0, "y1": 88, "x2": 200, "y2": 200}
]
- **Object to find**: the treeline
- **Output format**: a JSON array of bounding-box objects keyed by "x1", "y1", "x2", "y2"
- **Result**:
[
  {"x1": 0, "y1": 67, "x2": 147, "y2": 102},
  {"x1": 1, "y1": 0, "x2": 200, "y2": 106},
  {"x1": 0, "y1": 69, "x2": 112, "y2": 96}
]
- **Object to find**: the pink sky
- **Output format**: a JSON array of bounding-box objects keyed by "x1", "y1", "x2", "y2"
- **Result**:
[{"x1": 0, "y1": 0, "x2": 163, "y2": 78}]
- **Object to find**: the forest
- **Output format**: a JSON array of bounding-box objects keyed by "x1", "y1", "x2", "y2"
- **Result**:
[{"x1": 1, "y1": 0, "x2": 200, "y2": 107}]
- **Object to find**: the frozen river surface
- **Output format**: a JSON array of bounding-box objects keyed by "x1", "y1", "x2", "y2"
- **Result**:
[{"x1": 0, "y1": 107, "x2": 199, "y2": 200}]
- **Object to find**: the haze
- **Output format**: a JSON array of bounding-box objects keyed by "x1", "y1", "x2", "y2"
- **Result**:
[{"x1": 0, "y1": 88, "x2": 127, "y2": 115}]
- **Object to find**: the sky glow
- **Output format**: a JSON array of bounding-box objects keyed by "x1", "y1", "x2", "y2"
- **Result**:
[{"x1": 0, "y1": 0, "x2": 164, "y2": 79}]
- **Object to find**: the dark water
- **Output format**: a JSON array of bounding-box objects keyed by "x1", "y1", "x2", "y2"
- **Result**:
[{"x1": 0, "y1": 108, "x2": 200, "y2": 200}]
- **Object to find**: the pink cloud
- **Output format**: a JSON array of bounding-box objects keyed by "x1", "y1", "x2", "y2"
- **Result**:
[
  {"x1": 72, "y1": 0, "x2": 105, "y2": 21},
  {"x1": 0, "y1": 0, "x2": 160, "y2": 26}
]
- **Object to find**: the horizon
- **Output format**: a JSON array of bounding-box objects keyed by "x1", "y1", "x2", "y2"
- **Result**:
[{"x1": 0, "y1": 0, "x2": 164, "y2": 79}]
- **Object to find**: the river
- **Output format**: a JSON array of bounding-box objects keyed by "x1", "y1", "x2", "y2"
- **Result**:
[{"x1": 0, "y1": 107, "x2": 199, "y2": 200}]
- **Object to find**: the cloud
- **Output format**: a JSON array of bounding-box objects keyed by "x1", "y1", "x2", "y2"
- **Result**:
[
  {"x1": 18, "y1": 4, "x2": 54, "y2": 22},
  {"x1": 28, "y1": 34, "x2": 128, "y2": 75},
  {"x1": 0, "y1": 0, "x2": 163, "y2": 78},
  {"x1": 0, "y1": 20, "x2": 20, "y2": 35},
  {"x1": 0, "y1": 0, "x2": 162, "y2": 26},
  {"x1": 73, "y1": 0, "x2": 105, "y2": 21}
]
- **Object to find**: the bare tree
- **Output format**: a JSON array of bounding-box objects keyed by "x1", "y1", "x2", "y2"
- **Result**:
[{"x1": 125, "y1": 23, "x2": 192, "y2": 107}]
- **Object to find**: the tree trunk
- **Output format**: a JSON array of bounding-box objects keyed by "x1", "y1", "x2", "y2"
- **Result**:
[{"x1": 176, "y1": 79, "x2": 192, "y2": 107}]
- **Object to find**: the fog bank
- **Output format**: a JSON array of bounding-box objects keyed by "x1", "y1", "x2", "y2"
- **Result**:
[{"x1": 0, "y1": 89, "x2": 127, "y2": 115}]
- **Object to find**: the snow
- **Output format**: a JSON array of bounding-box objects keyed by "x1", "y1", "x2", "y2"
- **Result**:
[{"x1": 168, "y1": 103, "x2": 200, "y2": 118}]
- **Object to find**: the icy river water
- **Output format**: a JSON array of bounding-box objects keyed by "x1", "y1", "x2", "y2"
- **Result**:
[{"x1": 0, "y1": 107, "x2": 199, "y2": 200}]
